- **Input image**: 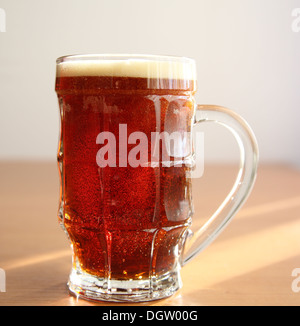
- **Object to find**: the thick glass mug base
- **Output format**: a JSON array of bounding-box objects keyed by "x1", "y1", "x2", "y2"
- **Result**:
[{"x1": 68, "y1": 264, "x2": 182, "y2": 303}]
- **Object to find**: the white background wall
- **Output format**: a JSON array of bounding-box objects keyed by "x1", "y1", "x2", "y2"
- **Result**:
[{"x1": 0, "y1": 0, "x2": 300, "y2": 167}]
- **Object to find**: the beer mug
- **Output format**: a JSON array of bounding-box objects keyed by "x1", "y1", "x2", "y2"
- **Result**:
[{"x1": 55, "y1": 54, "x2": 258, "y2": 302}]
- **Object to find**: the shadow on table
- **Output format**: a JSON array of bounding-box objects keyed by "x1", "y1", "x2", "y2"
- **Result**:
[{"x1": 182, "y1": 254, "x2": 300, "y2": 306}]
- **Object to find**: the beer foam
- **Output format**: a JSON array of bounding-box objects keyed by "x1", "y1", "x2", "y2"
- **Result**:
[{"x1": 56, "y1": 54, "x2": 197, "y2": 80}]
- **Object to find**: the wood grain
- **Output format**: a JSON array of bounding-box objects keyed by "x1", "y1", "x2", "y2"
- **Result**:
[{"x1": 0, "y1": 162, "x2": 299, "y2": 306}]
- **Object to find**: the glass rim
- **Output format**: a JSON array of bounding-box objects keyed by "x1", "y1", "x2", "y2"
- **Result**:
[
  {"x1": 55, "y1": 53, "x2": 197, "y2": 87},
  {"x1": 56, "y1": 53, "x2": 196, "y2": 65}
]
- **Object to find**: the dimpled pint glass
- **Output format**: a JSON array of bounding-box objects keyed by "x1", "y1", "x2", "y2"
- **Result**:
[{"x1": 55, "y1": 54, "x2": 258, "y2": 302}]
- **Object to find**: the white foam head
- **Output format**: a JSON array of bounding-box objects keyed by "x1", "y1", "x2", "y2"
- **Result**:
[{"x1": 56, "y1": 54, "x2": 197, "y2": 81}]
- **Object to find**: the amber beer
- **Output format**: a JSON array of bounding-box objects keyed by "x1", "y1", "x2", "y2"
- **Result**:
[
  {"x1": 55, "y1": 55, "x2": 259, "y2": 302},
  {"x1": 55, "y1": 55, "x2": 197, "y2": 299}
]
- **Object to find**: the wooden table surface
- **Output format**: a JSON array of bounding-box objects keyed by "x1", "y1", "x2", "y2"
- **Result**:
[{"x1": 0, "y1": 162, "x2": 300, "y2": 306}]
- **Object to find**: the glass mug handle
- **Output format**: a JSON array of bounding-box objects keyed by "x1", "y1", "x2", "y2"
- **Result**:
[{"x1": 182, "y1": 104, "x2": 259, "y2": 266}]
